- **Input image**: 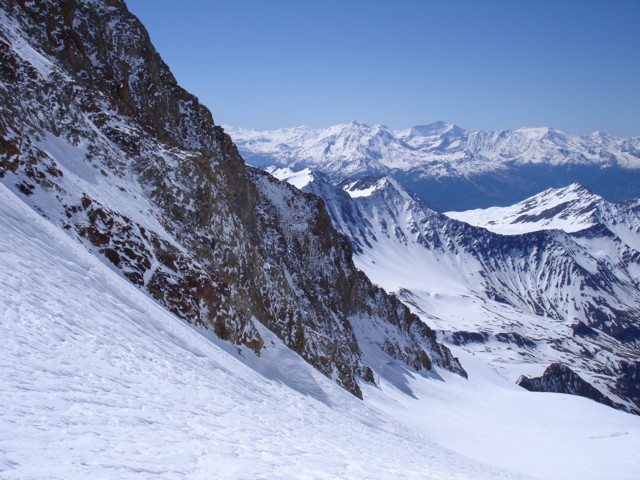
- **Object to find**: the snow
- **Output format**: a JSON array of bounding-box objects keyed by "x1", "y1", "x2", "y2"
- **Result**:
[
  {"x1": 445, "y1": 184, "x2": 600, "y2": 234},
  {"x1": 0, "y1": 12, "x2": 57, "y2": 81},
  {"x1": 3, "y1": 174, "x2": 640, "y2": 479},
  {"x1": 0, "y1": 182, "x2": 505, "y2": 479},
  {"x1": 342, "y1": 178, "x2": 390, "y2": 198},
  {"x1": 367, "y1": 347, "x2": 640, "y2": 480},
  {"x1": 396, "y1": 121, "x2": 463, "y2": 139},
  {"x1": 23, "y1": 127, "x2": 193, "y2": 253},
  {"x1": 265, "y1": 166, "x2": 314, "y2": 189},
  {"x1": 354, "y1": 230, "x2": 477, "y2": 295},
  {"x1": 227, "y1": 122, "x2": 640, "y2": 182},
  {"x1": 445, "y1": 183, "x2": 640, "y2": 259}
]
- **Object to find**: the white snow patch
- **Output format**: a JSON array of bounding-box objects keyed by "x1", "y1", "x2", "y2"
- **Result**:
[
  {"x1": 343, "y1": 178, "x2": 390, "y2": 198},
  {"x1": 265, "y1": 166, "x2": 314, "y2": 190},
  {"x1": 0, "y1": 12, "x2": 58, "y2": 80}
]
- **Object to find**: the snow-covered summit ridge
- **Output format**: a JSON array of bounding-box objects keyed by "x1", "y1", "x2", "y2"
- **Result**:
[
  {"x1": 395, "y1": 121, "x2": 467, "y2": 141},
  {"x1": 340, "y1": 177, "x2": 407, "y2": 199},
  {"x1": 264, "y1": 166, "x2": 315, "y2": 189},
  {"x1": 446, "y1": 183, "x2": 640, "y2": 244}
]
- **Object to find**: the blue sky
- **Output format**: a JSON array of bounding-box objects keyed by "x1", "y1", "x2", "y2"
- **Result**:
[{"x1": 126, "y1": 0, "x2": 640, "y2": 136}]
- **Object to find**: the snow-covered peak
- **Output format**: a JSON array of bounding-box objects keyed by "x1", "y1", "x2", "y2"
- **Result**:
[
  {"x1": 270, "y1": 167, "x2": 412, "y2": 204},
  {"x1": 322, "y1": 121, "x2": 396, "y2": 147},
  {"x1": 397, "y1": 121, "x2": 466, "y2": 139},
  {"x1": 340, "y1": 177, "x2": 401, "y2": 199},
  {"x1": 445, "y1": 183, "x2": 601, "y2": 234},
  {"x1": 445, "y1": 183, "x2": 630, "y2": 235},
  {"x1": 589, "y1": 130, "x2": 612, "y2": 142},
  {"x1": 514, "y1": 126, "x2": 555, "y2": 140},
  {"x1": 527, "y1": 182, "x2": 599, "y2": 208}
]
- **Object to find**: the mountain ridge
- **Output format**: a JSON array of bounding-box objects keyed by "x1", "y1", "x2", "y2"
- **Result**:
[{"x1": 266, "y1": 167, "x2": 640, "y2": 414}]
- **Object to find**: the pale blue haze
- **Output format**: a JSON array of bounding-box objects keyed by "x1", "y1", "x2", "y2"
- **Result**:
[{"x1": 125, "y1": 0, "x2": 640, "y2": 136}]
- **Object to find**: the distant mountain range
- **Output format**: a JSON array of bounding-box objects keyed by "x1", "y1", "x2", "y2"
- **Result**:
[{"x1": 227, "y1": 122, "x2": 640, "y2": 211}]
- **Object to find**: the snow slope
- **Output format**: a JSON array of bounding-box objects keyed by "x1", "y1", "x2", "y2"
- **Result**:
[
  {"x1": 2, "y1": 179, "x2": 640, "y2": 479},
  {"x1": 0, "y1": 183, "x2": 494, "y2": 479},
  {"x1": 446, "y1": 183, "x2": 600, "y2": 234}
]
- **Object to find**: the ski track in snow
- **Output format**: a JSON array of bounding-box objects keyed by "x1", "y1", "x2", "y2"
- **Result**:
[{"x1": 1, "y1": 183, "x2": 640, "y2": 479}]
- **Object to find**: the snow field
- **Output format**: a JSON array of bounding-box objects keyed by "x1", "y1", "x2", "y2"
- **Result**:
[
  {"x1": 0, "y1": 183, "x2": 521, "y2": 479},
  {"x1": 1, "y1": 182, "x2": 639, "y2": 479}
]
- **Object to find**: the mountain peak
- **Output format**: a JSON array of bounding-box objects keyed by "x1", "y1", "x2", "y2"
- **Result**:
[
  {"x1": 562, "y1": 182, "x2": 595, "y2": 195},
  {"x1": 534, "y1": 183, "x2": 600, "y2": 206},
  {"x1": 446, "y1": 182, "x2": 612, "y2": 235},
  {"x1": 401, "y1": 121, "x2": 465, "y2": 138},
  {"x1": 513, "y1": 126, "x2": 570, "y2": 144},
  {"x1": 265, "y1": 166, "x2": 316, "y2": 189},
  {"x1": 589, "y1": 130, "x2": 615, "y2": 143},
  {"x1": 340, "y1": 176, "x2": 393, "y2": 198}
]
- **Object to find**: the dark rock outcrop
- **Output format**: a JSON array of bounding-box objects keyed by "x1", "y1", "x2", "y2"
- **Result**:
[
  {"x1": 614, "y1": 361, "x2": 640, "y2": 410},
  {"x1": 517, "y1": 363, "x2": 618, "y2": 409}
]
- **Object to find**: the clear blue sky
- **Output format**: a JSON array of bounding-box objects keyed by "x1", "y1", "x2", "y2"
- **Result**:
[{"x1": 125, "y1": 0, "x2": 640, "y2": 136}]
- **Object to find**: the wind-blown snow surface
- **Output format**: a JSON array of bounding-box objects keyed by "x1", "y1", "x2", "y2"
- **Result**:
[{"x1": 3, "y1": 178, "x2": 640, "y2": 479}]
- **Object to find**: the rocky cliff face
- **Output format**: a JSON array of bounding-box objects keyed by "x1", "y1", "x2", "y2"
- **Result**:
[{"x1": 0, "y1": 0, "x2": 464, "y2": 398}]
